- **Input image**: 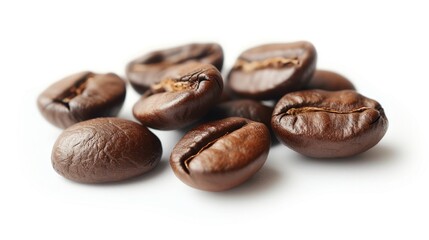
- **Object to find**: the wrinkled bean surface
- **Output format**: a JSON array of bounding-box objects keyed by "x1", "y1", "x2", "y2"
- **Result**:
[
  {"x1": 170, "y1": 117, "x2": 270, "y2": 191},
  {"x1": 133, "y1": 62, "x2": 223, "y2": 130},
  {"x1": 227, "y1": 41, "x2": 317, "y2": 100},
  {"x1": 37, "y1": 71, "x2": 126, "y2": 129},
  {"x1": 271, "y1": 90, "x2": 388, "y2": 158},
  {"x1": 52, "y1": 118, "x2": 162, "y2": 183},
  {"x1": 127, "y1": 43, "x2": 223, "y2": 94}
]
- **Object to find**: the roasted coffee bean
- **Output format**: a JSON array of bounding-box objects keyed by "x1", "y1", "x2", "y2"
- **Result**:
[
  {"x1": 126, "y1": 43, "x2": 224, "y2": 94},
  {"x1": 271, "y1": 90, "x2": 388, "y2": 158},
  {"x1": 52, "y1": 118, "x2": 162, "y2": 183},
  {"x1": 218, "y1": 88, "x2": 234, "y2": 103},
  {"x1": 133, "y1": 62, "x2": 223, "y2": 130},
  {"x1": 305, "y1": 69, "x2": 355, "y2": 91},
  {"x1": 227, "y1": 41, "x2": 317, "y2": 100},
  {"x1": 205, "y1": 99, "x2": 273, "y2": 127},
  {"x1": 37, "y1": 71, "x2": 126, "y2": 129},
  {"x1": 170, "y1": 117, "x2": 270, "y2": 191}
]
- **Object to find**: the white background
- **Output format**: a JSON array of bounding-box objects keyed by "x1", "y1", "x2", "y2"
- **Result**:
[{"x1": 1, "y1": 0, "x2": 428, "y2": 239}]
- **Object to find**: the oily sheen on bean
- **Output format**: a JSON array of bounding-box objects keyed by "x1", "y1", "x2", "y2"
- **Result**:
[
  {"x1": 170, "y1": 117, "x2": 271, "y2": 191},
  {"x1": 227, "y1": 41, "x2": 317, "y2": 100},
  {"x1": 37, "y1": 71, "x2": 126, "y2": 129},
  {"x1": 133, "y1": 62, "x2": 223, "y2": 130},
  {"x1": 126, "y1": 43, "x2": 224, "y2": 94},
  {"x1": 52, "y1": 118, "x2": 162, "y2": 183},
  {"x1": 271, "y1": 90, "x2": 388, "y2": 158}
]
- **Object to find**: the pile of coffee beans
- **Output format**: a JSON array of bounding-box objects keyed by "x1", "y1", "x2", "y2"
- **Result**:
[{"x1": 37, "y1": 41, "x2": 388, "y2": 191}]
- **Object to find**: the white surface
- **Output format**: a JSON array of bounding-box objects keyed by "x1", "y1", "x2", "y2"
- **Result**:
[{"x1": 1, "y1": 1, "x2": 428, "y2": 239}]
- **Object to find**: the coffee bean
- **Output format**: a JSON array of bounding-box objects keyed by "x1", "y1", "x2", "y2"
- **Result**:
[
  {"x1": 205, "y1": 99, "x2": 273, "y2": 127},
  {"x1": 271, "y1": 90, "x2": 388, "y2": 158},
  {"x1": 52, "y1": 118, "x2": 162, "y2": 183},
  {"x1": 37, "y1": 71, "x2": 126, "y2": 129},
  {"x1": 170, "y1": 117, "x2": 270, "y2": 191},
  {"x1": 305, "y1": 69, "x2": 355, "y2": 91},
  {"x1": 133, "y1": 62, "x2": 223, "y2": 130},
  {"x1": 218, "y1": 89, "x2": 234, "y2": 103},
  {"x1": 227, "y1": 41, "x2": 317, "y2": 100},
  {"x1": 126, "y1": 43, "x2": 224, "y2": 94}
]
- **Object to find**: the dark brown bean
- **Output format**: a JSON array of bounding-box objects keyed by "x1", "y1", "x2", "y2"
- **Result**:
[
  {"x1": 52, "y1": 118, "x2": 162, "y2": 183},
  {"x1": 133, "y1": 62, "x2": 223, "y2": 130},
  {"x1": 305, "y1": 69, "x2": 355, "y2": 91},
  {"x1": 227, "y1": 41, "x2": 317, "y2": 100},
  {"x1": 126, "y1": 43, "x2": 224, "y2": 94},
  {"x1": 37, "y1": 71, "x2": 126, "y2": 129},
  {"x1": 170, "y1": 117, "x2": 270, "y2": 191},
  {"x1": 271, "y1": 90, "x2": 388, "y2": 158},
  {"x1": 204, "y1": 99, "x2": 273, "y2": 127}
]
